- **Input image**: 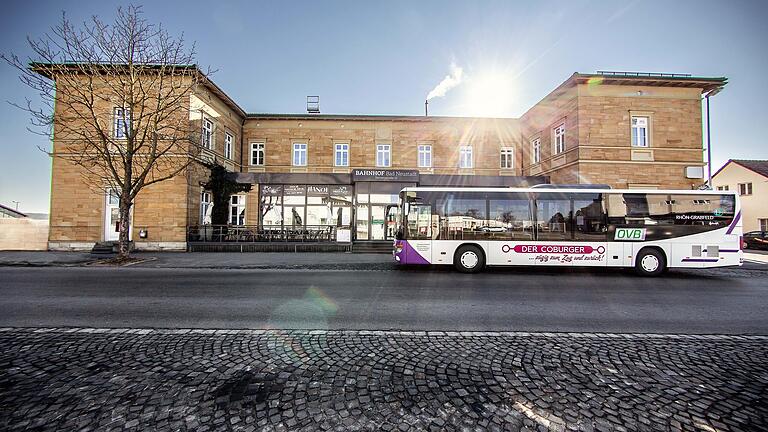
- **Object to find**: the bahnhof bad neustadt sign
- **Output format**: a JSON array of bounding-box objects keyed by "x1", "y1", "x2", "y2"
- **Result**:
[{"x1": 351, "y1": 169, "x2": 419, "y2": 182}]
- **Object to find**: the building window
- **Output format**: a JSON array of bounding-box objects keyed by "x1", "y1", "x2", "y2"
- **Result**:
[
  {"x1": 224, "y1": 132, "x2": 233, "y2": 159},
  {"x1": 335, "y1": 142, "x2": 349, "y2": 167},
  {"x1": 376, "y1": 144, "x2": 391, "y2": 167},
  {"x1": 251, "y1": 142, "x2": 265, "y2": 166},
  {"x1": 532, "y1": 139, "x2": 541, "y2": 164},
  {"x1": 200, "y1": 191, "x2": 212, "y2": 225},
  {"x1": 500, "y1": 148, "x2": 514, "y2": 169},
  {"x1": 738, "y1": 183, "x2": 753, "y2": 196},
  {"x1": 229, "y1": 195, "x2": 246, "y2": 225},
  {"x1": 459, "y1": 146, "x2": 473, "y2": 169},
  {"x1": 113, "y1": 107, "x2": 131, "y2": 139},
  {"x1": 631, "y1": 116, "x2": 649, "y2": 147},
  {"x1": 293, "y1": 142, "x2": 307, "y2": 166},
  {"x1": 716, "y1": 185, "x2": 729, "y2": 191},
  {"x1": 202, "y1": 118, "x2": 213, "y2": 149},
  {"x1": 418, "y1": 145, "x2": 432, "y2": 168},
  {"x1": 760, "y1": 218, "x2": 768, "y2": 232},
  {"x1": 553, "y1": 124, "x2": 565, "y2": 154}
]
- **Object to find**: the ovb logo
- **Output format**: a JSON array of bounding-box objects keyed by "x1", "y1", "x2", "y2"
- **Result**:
[{"x1": 614, "y1": 228, "x2": 646, "y2": 241}]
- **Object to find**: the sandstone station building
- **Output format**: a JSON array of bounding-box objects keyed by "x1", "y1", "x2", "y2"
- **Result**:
[{"x1": 44, "y1": 69, "x2": 727, "y2": 251}]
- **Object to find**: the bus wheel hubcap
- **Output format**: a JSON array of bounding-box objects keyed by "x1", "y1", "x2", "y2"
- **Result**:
[
  {"x1": 641, "y1": 255, "x2": 659, "y2": 272},
  {"x1": 461, "y1": 252, "x2": 478, "y2": 268}
]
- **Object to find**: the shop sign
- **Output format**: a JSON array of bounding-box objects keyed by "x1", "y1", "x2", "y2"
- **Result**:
[
  {"x1": 284, "y1": 185, "x2": 306, "y2": 196},
  {"x1": 330, "y1": 185, "x2": 353, "y2": 196},
  {"x1": 307, "y1": 185, "x2": 329, "y2": 196},
  {"x1": 352, "y1": 169, "x2": 419, "y2": 182},
  {"x1": 262, "y1": 185, "x2": 282, "y2": 196}
]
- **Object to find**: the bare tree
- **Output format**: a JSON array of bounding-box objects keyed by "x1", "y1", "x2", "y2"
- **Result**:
[{"x1": 2, "y1": 6, "x2": 208, "y2": 258}]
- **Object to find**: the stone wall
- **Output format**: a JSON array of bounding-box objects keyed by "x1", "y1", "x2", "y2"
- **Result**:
[
  {"x1": 0, "y1": 219, "x2": 49, "y2": 250},
  {"x1": 242, "y1": 117, "x2": 522, "y2": 176}
]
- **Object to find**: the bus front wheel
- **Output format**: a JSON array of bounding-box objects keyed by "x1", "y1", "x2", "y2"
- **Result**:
[
  {"x1": 634, "y1": 248, "x2": 666, "y2": 277},
  {"x1": 454, "y1": 245, "x2": 485, "y2": 273}
]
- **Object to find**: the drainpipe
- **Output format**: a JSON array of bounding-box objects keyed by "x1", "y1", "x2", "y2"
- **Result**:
[{"x1": 706, "y1": 94, "x2": 712, "y2": 188}]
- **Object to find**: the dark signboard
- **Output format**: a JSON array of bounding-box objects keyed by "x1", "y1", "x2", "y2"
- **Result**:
[{"x1": 352, "y1": 169, "x2": 419, "y2": 182}]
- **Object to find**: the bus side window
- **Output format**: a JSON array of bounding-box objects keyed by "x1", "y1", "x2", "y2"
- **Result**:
[
  {"x1": 407, "y1": 204, "x2": 432, "y2": 240},
  {"x1": 572, "y1": 193, "x2": 606, "y2": 240},
  {"x1": 535, "y1": 192, "x2": 571, "y2": 241}
]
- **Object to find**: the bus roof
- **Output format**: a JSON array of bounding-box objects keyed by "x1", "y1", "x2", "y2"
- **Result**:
[{"x1": 398, "y1": 186, "x2": 737, "y2": 195}]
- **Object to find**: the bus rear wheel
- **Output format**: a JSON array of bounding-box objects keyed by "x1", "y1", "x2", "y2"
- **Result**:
[
  {"x1": 634, "y1": 248, "x2": 666, "y2": 277},
  {"x1": 454, "y1": 245, "x2": 485, "y2": 273}
]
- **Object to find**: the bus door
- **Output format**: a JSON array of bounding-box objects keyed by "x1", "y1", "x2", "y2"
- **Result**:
[
  {"x1": 405, "y1": 203, "x2": 432, "y2": 264},
  {"x1": 385, "y1": 205, "x2": 399, "y2": 240}
]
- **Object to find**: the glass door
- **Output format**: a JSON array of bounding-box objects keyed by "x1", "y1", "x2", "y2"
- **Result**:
[
  {"x1": 370, "y1": 205, "x2": 386, "y2": 240},
  {"x1": 104, "y1": 189, "x2": 120, "y2": 241},
  {"x1": 355, "y1": 205, "x2": 369, "y2": 240},
  {"x1": 385, "y1": 205, "x2": 399, "y2": 240}
]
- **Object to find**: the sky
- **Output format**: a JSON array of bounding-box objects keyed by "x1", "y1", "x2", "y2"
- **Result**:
[{"x1": 1, "y1": 0, "x2": 767, "y2": 213}]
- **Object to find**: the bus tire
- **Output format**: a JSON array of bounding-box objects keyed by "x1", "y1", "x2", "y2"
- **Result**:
[
  {"x1": 454, "y1": 245, "x2": 485, "y2": 273},
  {"x1": 634, "y1": 248, "x2": 666, "y2": 277}
]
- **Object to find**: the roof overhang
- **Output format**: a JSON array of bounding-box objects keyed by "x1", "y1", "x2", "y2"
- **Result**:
[{"x1": 572, "y1": 72, "x2": 727, "y2": 97}]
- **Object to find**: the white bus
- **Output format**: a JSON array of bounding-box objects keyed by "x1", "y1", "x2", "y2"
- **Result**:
[{"x1": 391, "y1": 187, "x2": 743, "y2": 276}]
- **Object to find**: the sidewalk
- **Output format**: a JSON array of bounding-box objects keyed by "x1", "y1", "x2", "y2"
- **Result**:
[
  {"x1": 2, "y1": 328, "x2": 766, "y2": 431},
  {"x1": 744, "y1": 251, "x2": 768, "y2": 264},
  {"x1": 0, "y1": 251, "x2": 394, "y2": 270}
]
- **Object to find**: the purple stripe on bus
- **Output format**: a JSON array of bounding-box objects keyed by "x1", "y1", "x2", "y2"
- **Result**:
[
  {"x1": 726, "y1": 211, "x2": 741, "y2": 235},
  {"x1": 681, "y1": 258, "x2": 719, "y2": 262},
  {"x1": 719, "y1": 249, "x2": 740, "y2": 253},
  {"x1": 403, "y1": 241, "x2": 430, "y2": 265}
]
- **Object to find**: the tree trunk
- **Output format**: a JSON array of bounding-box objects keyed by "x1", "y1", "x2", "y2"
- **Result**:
[{"x1": 118, "y1": 200, "x2": 132, "y2": 259}]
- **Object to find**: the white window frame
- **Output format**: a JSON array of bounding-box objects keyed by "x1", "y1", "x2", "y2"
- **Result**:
[
  {"x1": 716, "y1": 185, "x2": 729, "y2": 191},
  {"x1": 334, "y1": 142, "x2": 349, "y2": 167},
  {"x1": 113, "y1": 107, "x2": 131, "y2": 140},
  {"x1": 553, "y1": 124, "x2": 566, "y2": 155},
  {"x1": 760, "y1": 218, "x2": 768, "y2": 232},
  {"x1": 376, "y1": 144, "x2": 391, "y2": 167},
  {"x1": 224, "y1": 132, "x2": 233, "y2": 159},
  {"x1": 500, "y1": 147, "x2": 514, "y2": 169},
  {"x1": 250, "y1": 141, "x2": 265, "y2": 166},
  {"x1": 229, "y1": 195, "x2": 246, "y2": 225},
  {"x1": 631, "y1": 116, "x2": 649, "y2": 147},
  {"x1": 202, "y1": 117, "x2": 213, "y2": 150},
  {"x1": 459, "y1": 146, "x2": 473, "y2": 169},
  {"x1": 738, "y1": 182, "x2": 753, "y2": 196},
  {"x1": 200, "y1": 191, "x2": 212, "y2": 225},
  {"x1": 418, "y1": 145, "x2": 432, "y2": 168},
  {"x1": 292, "y1": 142, "x2": 307, "y2": 166},
  {"x1": 532, "y1": 139, "x2": 541, "y2": 164}
]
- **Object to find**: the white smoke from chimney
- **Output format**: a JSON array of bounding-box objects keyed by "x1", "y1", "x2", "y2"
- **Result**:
[{"x1": 426, "y1": 62, "x2": 464, "y2": 100}]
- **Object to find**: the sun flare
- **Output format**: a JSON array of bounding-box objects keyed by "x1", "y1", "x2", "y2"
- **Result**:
[{"x1": 461, "y1": 70, "x2": 518, "y2": 118}]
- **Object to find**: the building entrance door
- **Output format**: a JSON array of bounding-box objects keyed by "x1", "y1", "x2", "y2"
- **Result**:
[
  {"x1": 370, "y1": 205, "x2": 387, "y2": 240},
  {"x1": 104, "y1": 189, "x2": 120, "y2": 241},
  {"x1": 104, "y1": 189, "x2": 131, "y2": 242}
]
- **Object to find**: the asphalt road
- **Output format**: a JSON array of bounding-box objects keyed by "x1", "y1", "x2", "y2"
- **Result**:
[{"x1": 1, "y1": 265, "x2": 767, "y2": 334}]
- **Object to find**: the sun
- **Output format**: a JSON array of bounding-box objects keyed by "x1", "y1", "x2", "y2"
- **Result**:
[{"x1": 462, "y1": 70, "x2": 518, "y2": 118}]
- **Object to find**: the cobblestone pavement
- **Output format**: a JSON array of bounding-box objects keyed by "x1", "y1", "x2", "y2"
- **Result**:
[{"x1": 1, "y1": 329, "x2": 766, "y2": 431}]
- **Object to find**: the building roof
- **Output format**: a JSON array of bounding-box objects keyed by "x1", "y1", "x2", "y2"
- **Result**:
[
  {"x1": 30, "y1": 65, "x2": 728, "y2": 120},
  {"x1": 713, "y1": 159, "x2": 768, "y2": 179},
  {"x1": 245, "y1": 113, "x2": 516, "y2": 121},
  {"x1": 29, "y1": 62, "x2": 246, "y2": 118},
  {"x1": 573, "y1": 71, "x2": 728, "y2": 96},
  {"x1": 0, "y1": 203, "x2": 26, "y2": 218}
]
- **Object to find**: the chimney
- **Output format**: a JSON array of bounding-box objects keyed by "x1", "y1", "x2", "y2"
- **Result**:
[
  {"x1": 424, "y1": 100, "x2": 429, "y2": 117},
  {"x1": 307, "y1": 96, "x2": 320, "y2": 114}
]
